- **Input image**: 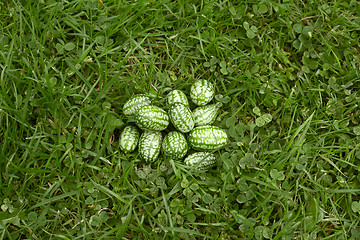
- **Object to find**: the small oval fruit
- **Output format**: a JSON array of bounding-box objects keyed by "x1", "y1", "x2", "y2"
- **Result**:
[
  {"x1": 119, "y1": 125, "x2": 140, "y2": 153},
  {"x1": 190, "y1": 79, "x2": 215, "y2": 106},
  {"x1": 167, "y1": 90, "x2": 189, "y2": 106},
  {"x1": 188, "y1": 126, "x2": 228, "y2": 151},
  {"x1": 162, "y1": 131, "x2": 188, "y2": 159},
  {"x1": 184, "y1": 152, "x2": 216, "y2": 171},
  {"x1": 138, "y1": 131, "x2": 162, "y2": 162},
  {"x1": 168, "y1": 102, "x2": 194, "y2": 133},
  {"x1": 123, "y1": 94, "x2": 152, "y2": 116},
  {"x1": 193, "y1": 103, "x2": 220, "y2": 126},
  {"x1": 136, "y1": 105, "x2": 169, "y2": 131}
]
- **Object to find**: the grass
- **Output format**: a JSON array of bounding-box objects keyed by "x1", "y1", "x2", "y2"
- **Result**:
[{"x1": 1, "y1": 0, "x2": 360, "y2": 239}]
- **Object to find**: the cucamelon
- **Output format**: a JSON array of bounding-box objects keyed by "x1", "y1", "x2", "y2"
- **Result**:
[
  {"x1": 188, "y1": 126, "x2": 228, "y2": 151},
  {"x1": 193, "y1": 103, "x2": 220, "y2": 126},
  {"x1": 138, "y1": 131, "x2": 162, "y2": 162},
  {"x1": 162, "y1": 131, "x2": 188, "y2": 159},
  {"x1": 123, "y1": 94, "x2": 152, "y2": 116},
  {"x1": 135, "y1": 105, "x2": 169, "y2": 131},
  {"x1": 168, "y1": 102, "x2": 194, "y2": 133},
  {"x1": 190, "y1": 79, "x2": 215, "y2": 106},
  {"x1": 119, "y1": 125, "x2": 140, "y2": 153},
  {"x1": 184, "y1": 152, "x2": 216, "y2": 171},
  {"x1": 167, "y1": 90, "x2": 189, "y2": 106}
]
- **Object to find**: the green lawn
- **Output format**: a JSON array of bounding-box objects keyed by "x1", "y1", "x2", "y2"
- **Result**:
[{"x1": 1, "y1": 0, "x2": 360, "y2": 239}]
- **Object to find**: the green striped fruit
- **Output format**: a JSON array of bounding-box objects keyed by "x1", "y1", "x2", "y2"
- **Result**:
[
  {"x1": 138, "y1": 131, "x2": 162, "y2": 162},
  {"x1": 167, "y1": 90, "x2": 189, "y2": 106},
  {"x1": 135, "y1": 105, "x2": 169, "y2": 131},
  {"x1": 190, "y1": 79, "x2": 215, "y2": 106},
  {"x1": 168, "y1": 102, "x2": 194, "y2": 133},
  {"x1": 162, "y1": 131, "x2": 188, "y2": 159},
  {"x1": 184, "y1": 152, "x2": 216, "y2": 171},
  {"x1": 193, "y1": 103, "x2": 220, "y2": 126},
  {"x1": 188, "y1": 126, "x2": 228, "y2": 151},
  {"x1": 123, "y1": 94, "x2": 152, "y2": 117},
  {"x1": 119, "y1": 125, "x2": 140, "y2": 153}
]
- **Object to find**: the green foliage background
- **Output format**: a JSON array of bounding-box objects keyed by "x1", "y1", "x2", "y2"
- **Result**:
[{"x1": 1, "y1": 0, "x2": 360, "y2": 239}]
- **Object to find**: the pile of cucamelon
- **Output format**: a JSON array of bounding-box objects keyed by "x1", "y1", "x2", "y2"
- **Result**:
[{"x1": 119, "y1": 79, "x2": 228, "y2": 171}]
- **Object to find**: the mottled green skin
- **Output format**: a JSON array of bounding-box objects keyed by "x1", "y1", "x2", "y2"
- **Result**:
[
  {"x1": 166, "y1": 90, "x2": 189, "y2": 106},
  {"x1": 193, "y1": 103, "x2": 220, "y2": 126},
  {"x1": 168, "y1": 102, "x2": 194, "y2": 133},
  {"x1": 138, "y1": 131, "x2": 162, "y2": 162},
  {"x1": 188, "y1": 126, "x2": 228, "y2": 151},
  {"x1": 184, "y1": 152, "x2": 216, "y2": 171},
  {"x1": 190, "y1": 79, "x2": 215, "y2": 106},
  {"x1": 162, "y1": 131, "x2": 188, "y2": 159},
  {"x1": 119, "y1": 125, "x2": 140, "y2": 153},
  {"x1": 123, "y1": 94, "x2": 152, "y2": 116},
  {"x1": 135, "y1": 105, "x2": 169, "y2": 131}
]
